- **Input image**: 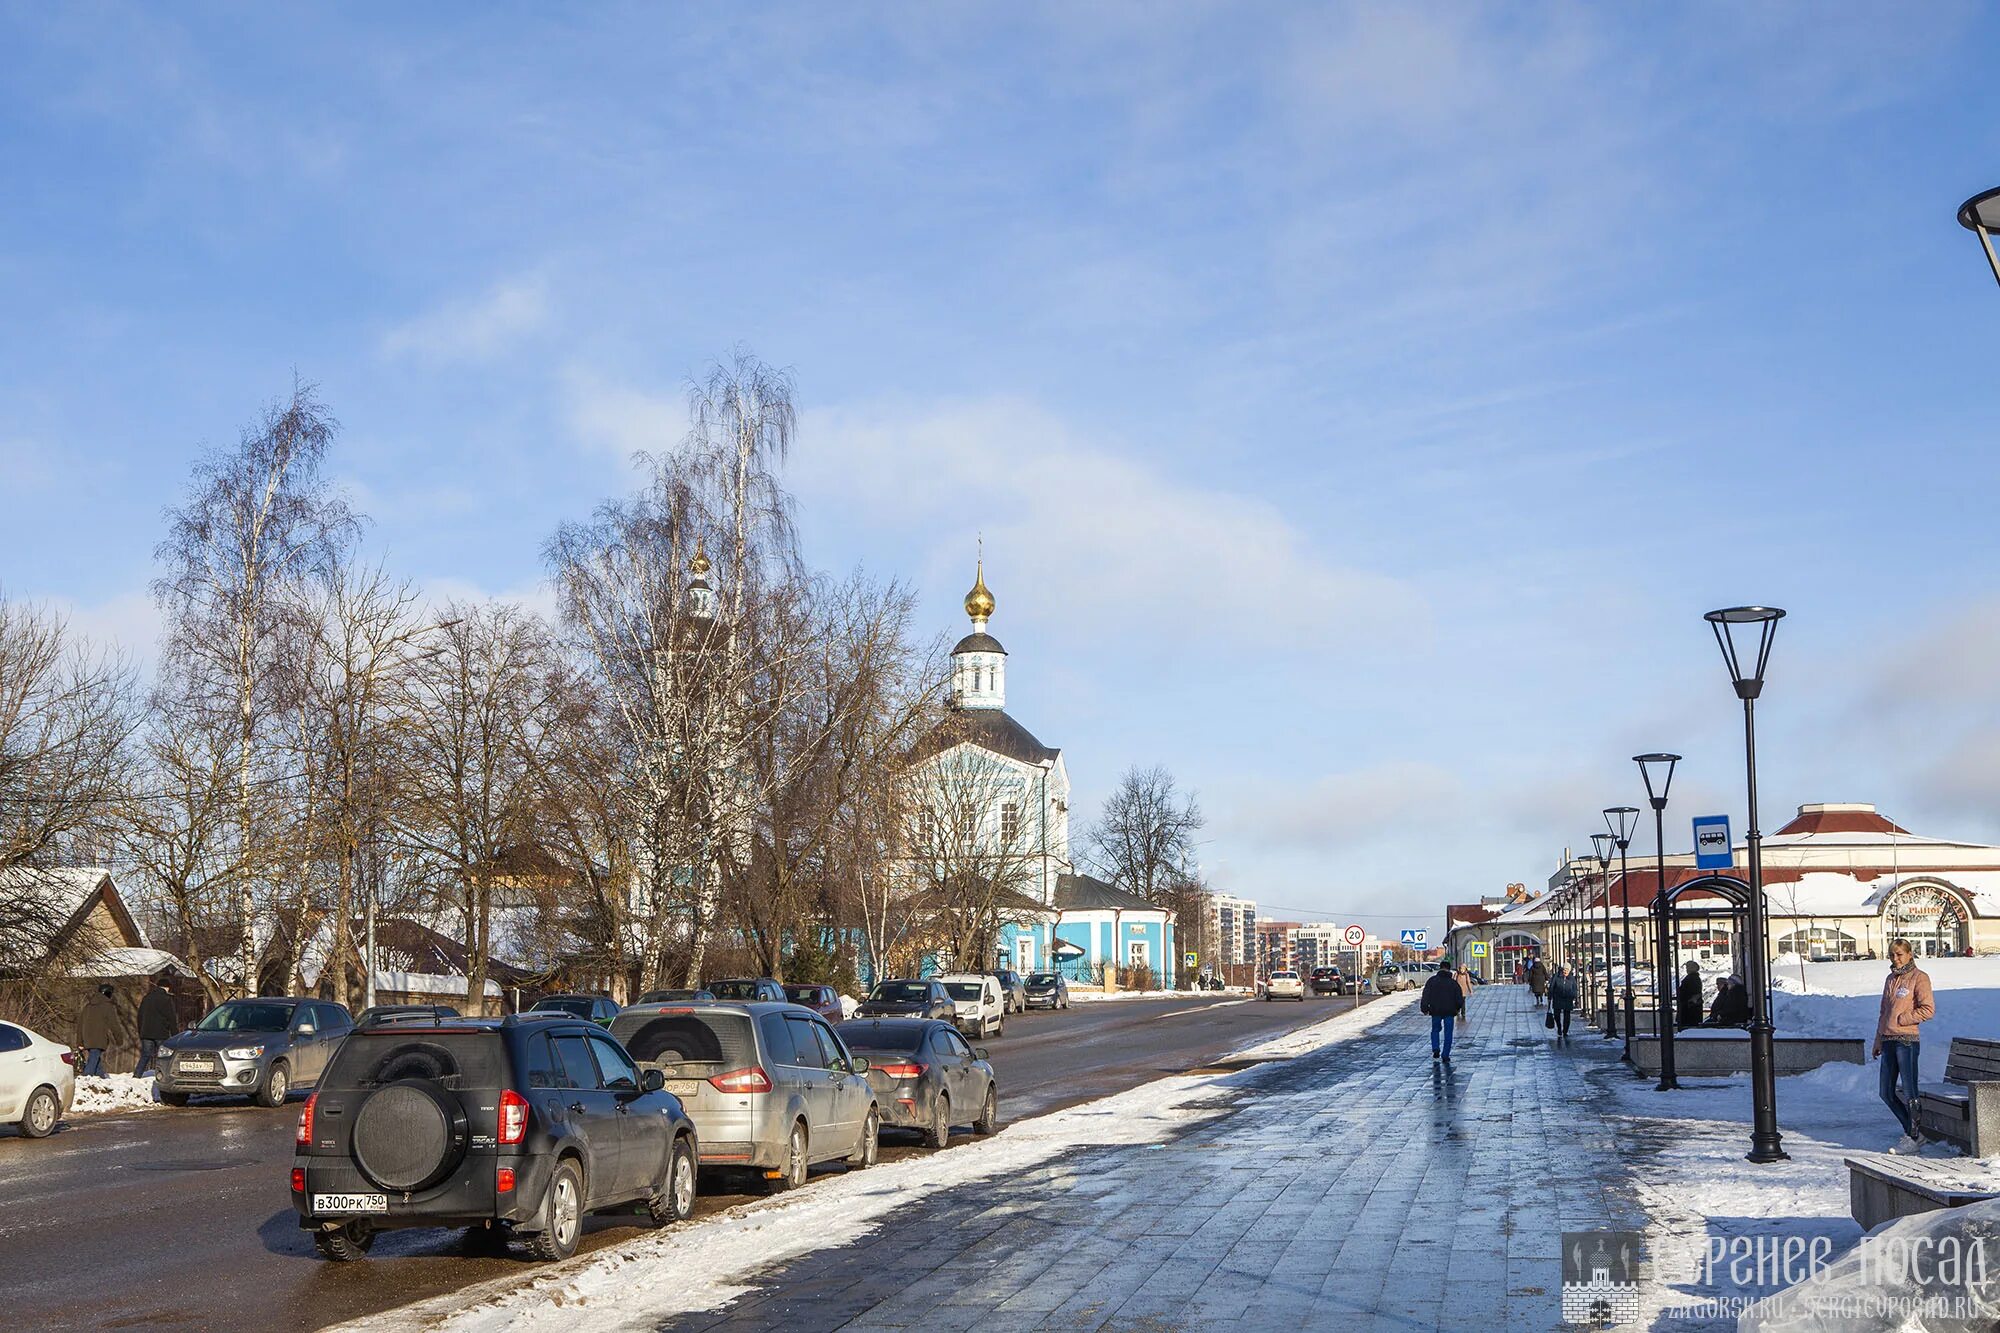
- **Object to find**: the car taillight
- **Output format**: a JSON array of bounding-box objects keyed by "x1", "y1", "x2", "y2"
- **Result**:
[
  {"x1": 709, "y1": 1066, "x2": 773, "y2": 1094},
  {"x1": 290, "y1": 1167, "x2": 306, "y2": 1193},
  {"x1": 496, "y1": 1167, "x2": 516, "y2": 1193},
  {"x1": 60, "y1": 1051, "x2": 75, "y2": 1067},
  {"x1": 498, "y1": 1089, "x2": 529, "y2": 1145},
  {"x1": 296, "y1": 1092, "x2": 316, "y2": 1147},
  {"x1": 874, "y1": 1062, "x2": 926, "y2": 1079}
]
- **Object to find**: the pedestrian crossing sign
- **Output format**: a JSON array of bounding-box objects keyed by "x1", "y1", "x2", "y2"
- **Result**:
[
  {"x1": 1399, "y1": 928, "x2": 1427, "y2": 947},
  {"x1": 1470, "y1": 941, "x2": 1488, "y2": 958}
]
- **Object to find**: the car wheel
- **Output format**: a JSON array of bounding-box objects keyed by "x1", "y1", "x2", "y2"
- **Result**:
[
  {"x1": 924, "y1": 1094, "x2": 951, "y2": 1149},
  {"x1": 526, "y1": 1160, "x2": 583, "y2": 1261},
  {"x1": 256, "y1": 1062, "x2": 290, "y2": 1108},
  {"x1": 20, "y1": 1086, "x2": 60, "y2": 1138},
  {"x1": 765, "y1": 1121, "x2": 808, "y2": 1194},
  {"x1": 159, "y1": 1091, "x2": 189, "y2": 1107},
  {"x1": 974, "y1": 1086, "x2": 999, "y2": 1136},
  {"x1": 312, "y1": 1220, "x2": 375, "y2": 1262},
  {"x1": 847, "y1": 1108, "x2": 880, "y2": 1168},
  {"x1": 649, "y1": 1136, "x2": 697, "y2": 1225}
]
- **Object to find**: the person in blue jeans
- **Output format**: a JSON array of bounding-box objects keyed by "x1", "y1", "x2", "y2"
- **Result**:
[
  {"x1": 1420, "y1": 958, "x2": 1467, "y2": 1062},
  {"x1": 1873, "y1": 940, "x2": 1935, "y2": 1153}
]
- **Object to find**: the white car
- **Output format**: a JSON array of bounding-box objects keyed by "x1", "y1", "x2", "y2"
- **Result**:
[
  {"x1": 0, "y1": 1019, "x2": 76, "y2": 1138},
  {"x1": 1372, "y1": 964, "x2": 1406, "y2": 993},
  {"x1": 1263, "y1": 971, "x2": 1305, "y2": 1002},
  {"x1": 939, "y1": 973, "x2": 1005, "y2": 1038}
]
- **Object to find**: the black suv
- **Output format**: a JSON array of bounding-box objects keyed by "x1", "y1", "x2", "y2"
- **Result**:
[
  {"x1": 291, "y1": 1014, "x2": 698, "y2": 1262},
  {"x1": 1310, "y1": 966, "x2": 1346, "y2": 996}
]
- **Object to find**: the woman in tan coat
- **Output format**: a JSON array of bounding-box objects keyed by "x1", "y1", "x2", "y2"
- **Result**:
[{"x1": 1874, "y1": 939, "x2": 1935, "y2": 1153}]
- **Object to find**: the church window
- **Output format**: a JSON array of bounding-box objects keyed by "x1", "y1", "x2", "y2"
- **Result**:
[{"x1": 1000, "y1": 801, "x2": 1020, "y2": 844}]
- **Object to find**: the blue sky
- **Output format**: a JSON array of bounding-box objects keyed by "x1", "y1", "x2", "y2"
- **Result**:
[{"x1": 6, "y1": 3, "x2": 2000, "y2": 933}]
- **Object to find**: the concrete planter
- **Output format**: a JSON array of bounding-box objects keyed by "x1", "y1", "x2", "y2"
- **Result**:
[{"x1": 1628, "y1": 1034, "x2": 1865, "y2": 1078}]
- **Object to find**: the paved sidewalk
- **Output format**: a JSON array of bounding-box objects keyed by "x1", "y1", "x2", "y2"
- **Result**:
[{"x1": 667, "y1": 987, "x2": 1651, "y2": 1332}]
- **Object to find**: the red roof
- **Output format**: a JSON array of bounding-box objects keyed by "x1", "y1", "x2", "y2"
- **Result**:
[
  {"x1": 1775, "y1": 807, "x2": 1909, "y2": 837},
  {"x1": 1445, "y1": 903, "x2": 1499, "y2": 926}
]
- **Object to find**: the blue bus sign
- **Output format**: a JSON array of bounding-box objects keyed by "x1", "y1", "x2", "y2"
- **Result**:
[{"x1": 1693, "y1": 815, "x2": 1733, "y2": 870}]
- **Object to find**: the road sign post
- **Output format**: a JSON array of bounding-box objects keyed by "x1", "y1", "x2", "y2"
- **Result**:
[{"x1": 1343, "y1": 925, "x2": 1366, "y2": 1011}]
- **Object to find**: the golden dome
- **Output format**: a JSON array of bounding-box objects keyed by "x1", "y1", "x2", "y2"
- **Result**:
[
  {"x1": 690, "y1": 540, "x2": 711, "y2": 578},
  {"x1": 964, "y1": 557, "x2": 994, "y2": 620}
]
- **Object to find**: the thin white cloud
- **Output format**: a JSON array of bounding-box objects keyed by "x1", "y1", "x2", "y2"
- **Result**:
[
  {"x1": 1220, "y1": 761, "x2": 1464, "y2": 854},
  {"x1": 563, "y1": 369, "x2": 684, "y2": 461},
  {"x1": 382, "y1": 276, "x2": 550, "y2": 363}
]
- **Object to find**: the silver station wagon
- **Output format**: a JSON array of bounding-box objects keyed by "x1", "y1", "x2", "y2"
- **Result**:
[{"x1": 607, "y1": 1001, "x2": 880, "y2": 1192}]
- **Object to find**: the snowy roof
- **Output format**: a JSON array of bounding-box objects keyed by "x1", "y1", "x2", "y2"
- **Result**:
[
  {"x1": 375, "y1": 970, "x2": 504, "y2": 999},
  {"x1": 0, "y1": 866, "x2": 145, "y2": 962},
  {"x1": 67, "y1": 946, "x2": 198, "y2": 980}
]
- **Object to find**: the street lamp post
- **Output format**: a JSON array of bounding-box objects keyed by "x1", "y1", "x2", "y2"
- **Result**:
[
  {"x1": 1706, "y1": 606, "x2": 1789, "y2": 1163},
  {"x1": 1958, "y1": 187, "x2": 2000, "y2": 289},
  {"x1": 1636, "y1": 755, "x2": 1681, "y2": 1091},
  {"x1": 1591, "y1": 832, "x2": 1615, "y2": 1037},
  {"x1": 1604, "y1": 809, "x2": 1640, "y2": 1054}
]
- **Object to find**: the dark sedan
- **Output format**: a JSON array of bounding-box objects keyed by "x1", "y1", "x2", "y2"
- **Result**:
[
  {"x1": 1023, "y1": 972, "x2": 1069, "y2": 1010},
  {"x1": 839, "y1": 1018, "x2": 998, "y2": 1147},
  {"x1": 854, "y1": 979, "x2": 954, "y2": 1021}
]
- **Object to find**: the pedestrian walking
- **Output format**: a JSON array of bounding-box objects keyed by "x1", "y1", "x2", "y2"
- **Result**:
[
  {"x1": 1455, "y1": 963, "x2": 1475, "y2": 1029},
  {"x1": 1421, "y1": 956, "x2": 1466, "y2": 1063},
  {"x1": 1526, "y1": 958, "x2": 1549, "y2": 1008},
  {"x1": 1548, "y1": 964, "x2": 1579, "y2": 1038},
  {"x1": 135, "y1": 976, "x2": 178, "y2": 1077},
  {"x1": 1873, "y1": 939, "x2": 1935, "y2": 1153},
  {"x1": 1675, "y1": 961, "x2": 1704, "y2": 1030},
  {"x1": 77, "y1": 983, "x2": 118, "y2": 1077}
]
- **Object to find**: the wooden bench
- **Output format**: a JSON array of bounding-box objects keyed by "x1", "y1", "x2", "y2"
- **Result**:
[
  {"x1": 1913, "y1": 1037, "x2": 2000, "y2": 1156},
  {"x1": 1846, "y1": 1153, "x2": 2000, "y2": 1230}
]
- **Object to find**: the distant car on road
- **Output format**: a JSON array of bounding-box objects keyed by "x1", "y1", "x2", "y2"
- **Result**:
[
  {"x1": 1309, "y1": 966, "x2": 1345, "y2": 996},
  {"x1": 0, "y1": 1019, "x2": 75, "y2": 1138},
  {"x1": 990, "y1": 969, "x2": 1027, "y2": 1014},
  {"x1": 1023, "y1": 971, "x2": 1070, "y2": 1010},
  {"x1": 355, "y1": 1004, "x2": 458, "y2": 1028},
  {"x1": 292, "y1": 1013, "x2": 697, "y2": 1262},
  {"x1": 636, "y1": 988, "x2": 715, "y2": 1005},
  {"x1": 841, "y1": 1018, "x2": 999, "y2": 1147},
  {"x1": 527, "y1": 994, "x2": 620, "y2": 1027},
  {"x1": 1372, "y1": 964, "x2": 1407, "y2": 994},
  {"x1": 156, "y1": 998, "x2": 353, "y2": 1108},
  {"x1": 783, "y1": 984, "x2": 844, "y2": 1022},
  {"x1": 855, "y1": 979, "x2": 955, "y2": 1021},
  {"x1": 939, "y1": 973, "x2": 1006, "y2": 1038},
  {"x1": 1263, "y1": 971, "x2": 1306, "y2": 1002},
  {"x1": 704, "y1": 978, "x2": 787, "y2": 1004},
  {"x1": 607, "y1": 1001, "x2": 880, "y2": 1192}
]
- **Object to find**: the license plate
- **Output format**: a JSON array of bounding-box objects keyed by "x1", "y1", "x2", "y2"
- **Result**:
[
  {"x1": 313, "y1": 1193, "x2": 387, "y2": 1214},
  {"x1": 667, "y1": 1079, "x2": 702, "y2": 1096},
  {"x1": 179, "y1": 1058, "x2": 215, "y2": 1072}
]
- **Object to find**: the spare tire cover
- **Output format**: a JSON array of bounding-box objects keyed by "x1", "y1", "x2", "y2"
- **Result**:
[{"x1": 353, "y1": 1081, "x2": 460, "y2": 1192}]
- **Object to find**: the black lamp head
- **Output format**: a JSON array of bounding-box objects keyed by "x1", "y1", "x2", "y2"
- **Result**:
[
  {"x1": 1602, "y1": 805, "x2": 1640, "y2": 849},
  {"x1": 1633, "y1": 755, "x2": 1680, "y2": 810},
  {"x1": 1590, "y1": 831, "x2": 1614, "y2": 868},
  {"x1": 1960, "y1": 186, "x2": 2000, "y2": 289},
  {"x1": 1704, "y1": 606, "x2": 1784, "y2": 700}
]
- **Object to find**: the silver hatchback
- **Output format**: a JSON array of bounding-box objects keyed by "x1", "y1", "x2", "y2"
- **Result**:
[{"x1": 607, "y1": 1002, "x2": 879, "y2": 1192}]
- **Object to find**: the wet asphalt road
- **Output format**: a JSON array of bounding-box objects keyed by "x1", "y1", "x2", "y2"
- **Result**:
[{"x1": 0, "y1": 991, "x2": 1367, "y2": 1332}]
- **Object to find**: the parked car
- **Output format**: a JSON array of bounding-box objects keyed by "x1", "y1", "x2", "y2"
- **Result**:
[
  {"x1": 990, "y1": 969, "x2": 1027, "y2": 1014},
  {"x1": 704, "y1": 978, "x2": 787, "y2": 1004},
  {"x1": 291, "y1": 1013, "x2": 697, "y2": 1262},
  {"x1": 1309, "y1": 966, "x2": 1346, "y2": 996},
  {"x1": 607, "y1": 1001, "x2": 879, "y2": 1192},
  {"x1": 939, "y1": 973, "x2": 1005, "y2": 1038},
  {"x1": 783, "y1": 984, "x2": 844, "y2": 1022},
  {"x1": 157, "y1": 997, "x2": 354, "y2": 1108},
  {"x1": 636, "y1": 988, "x2": 715, "y2": 1005},
  {"x1": 527, "y1": 994, "x2": 620, "y2": 1027},
  {"x1": 0, "y1": 1020, "x2": 75, "y2": 1138},
  {"x1": 355, "y1": 1004, "x2": 458, "y2": 1028},
  {"x1": 1023, "y1": 971, "x2": 1070, "y2": 1010},
  {"x1": 1372, "y1": 964, "x2": 1406, "y2": 994},
  {"x1": 1263, "y1": 970, "x2": 1306, "y2": 1002},
  {"x1": 841, "y1": 1018, "x2": 999, "y2": 1147},
  {"x1": 855, "y1": 979, "x2": 955, "y2": 1021}
]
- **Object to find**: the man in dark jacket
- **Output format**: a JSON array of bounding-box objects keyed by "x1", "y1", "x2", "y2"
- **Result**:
[
  {"x1": 1420, "y1": 958, "x2": 1467, "y2": 1062},
  {"x1": 77, "y1": 984, "x2": 118, "y2": 1077},
  {"x1": 136, "y1": 977, "x2": 178, "y2": 1076},
  {"x1": 1548, "y1": 965, "x2": 1580, "y2": 1038},
  {"x1": 1676, "y1": 962, "x2": 1705, "y2": 1030}
]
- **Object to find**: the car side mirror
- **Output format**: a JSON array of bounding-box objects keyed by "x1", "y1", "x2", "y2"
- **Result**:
[
  {"x1": 974, "y1": 1047, "x2": 990, "y2": 1061},
  {"x1": 294, "y1": 1021, "x2": 316, "y2": 1036},
  {"x1": 850, "y1": 1058, "x2": 871, "y2": 1074},
  {"x1": 642, "y1": 1068, "x2": 666, "y2": 1094}
]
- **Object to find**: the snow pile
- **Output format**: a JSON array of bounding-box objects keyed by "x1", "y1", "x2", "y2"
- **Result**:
[
  {"x1": 1741, "y1": 1196, "x2": 2000, "y2": 1331},
  {"x1": 836, "y1": 993, "x2": 860, "y2": 1020},
  {"x1": 68, "y1": 1074, "x2": 163, "y2": 1116}
]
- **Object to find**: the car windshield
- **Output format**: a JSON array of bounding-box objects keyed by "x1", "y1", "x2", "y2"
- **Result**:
[
  {"x1": 609, "y1": 1010, "x2": 755, "y2": 1072},
  {"x1": 707, "y1": 980, "x2": 765, "y2": 1000},
  {"x1": 196, "y1": 1001, "x2": 293, "y2": 1032},
  {"x1": 944, "y1": 982, "x2": 983, "y2": 1001},
  {"x1": 840, "y1": 1021, "x2": 925, "y2": 1051},
  {"x1": 321, "y1": 1033, "x2": 504, "y2": 1090},
  {"x1": 639, "y1": 990, "x2": 700, "y2": 1003},
  {"x1": 1272, "y1": 973, "x2": 1297, "y2": 981},
  {"x1": 783, "y1": 985, "x2": 821, "y2": 1003},
  {"x1": 533, "y1": 997, "x2": 596, "y2": 1018},
  {"x1": 869, "y1": 982, "x2": 930, "y2": 1003},
  {"x1": 1026, "y1": 973, "x2": 1057, "y2": 986}
]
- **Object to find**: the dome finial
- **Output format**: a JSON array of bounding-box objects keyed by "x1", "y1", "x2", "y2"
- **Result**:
[
  {"x1": 690, "y1": 538, "x2": 710, "y2": 577},
  {"x1": 964, "y1": 539, "x2": 994, "y2": 623}
]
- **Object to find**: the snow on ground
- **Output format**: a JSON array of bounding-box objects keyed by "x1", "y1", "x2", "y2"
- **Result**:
[
  {"x1": 348, "y1": 991, "x2": 1419, "y2": 1333},
  {"x1": 1600, "y1": 957, "x2": 2000, "y2": 1326},
  {"x1": 67, "y1": 1074, "x2": 161, "y2": 1116}
]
